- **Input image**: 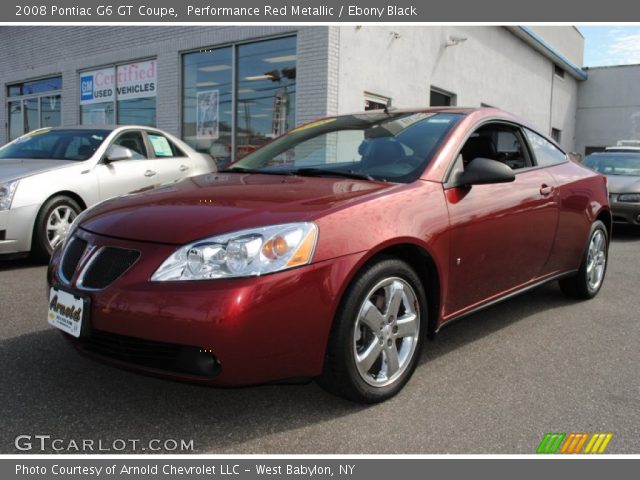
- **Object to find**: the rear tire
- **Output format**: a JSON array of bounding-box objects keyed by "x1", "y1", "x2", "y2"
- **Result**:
[
  {"x1": 559, "y1": 220, "x2": 608, "y2": 299},
  {"x1": 31, "y1": 196, "x2": 82, "y2": 264},
  {"x1": 318, "y1": 257, "x2": 426, "y2": 403}
]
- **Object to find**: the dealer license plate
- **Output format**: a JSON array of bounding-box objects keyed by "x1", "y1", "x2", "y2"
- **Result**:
[{"x1": 47, "y1": 287, "x2": 87, "y2": 338}]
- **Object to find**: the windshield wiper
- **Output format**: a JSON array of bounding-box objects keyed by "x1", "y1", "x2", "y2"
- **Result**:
[
  {"x1": 221, "y1": 166, "x2": 294, "y2": 176},
  {"x1": 290, "y1": 168, "x2": 375, "y2": 181}
]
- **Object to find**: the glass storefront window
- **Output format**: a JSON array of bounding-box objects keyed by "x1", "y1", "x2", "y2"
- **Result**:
[
  {"x1": 236, "y1": 37, "x2": 296, "y2": 160},
  {"x1": 8, "y1": 102, "x2": 22, "y2": 141},
  {"x1": 7, "y1": 76, "x2": 62, "y2": 140},
  {"x1": 81, "y1": 102, "x2": 115, "y2": 126},
  {"x1": 117, "y1": 98, "x2": 156, "y2": 126},
  {"x1": 24, "y1": 98, "x2": 39, "y2": 134},
  {"x1": 80, "y1": 60, "x2": 157, "y2": 128},
  {"x1": 40, "y1": 95, "x2": 61, "y2": 128},
  {"x1": 182, "y1": 46, "x2": 233, "y2": 167},
  {"x1": 7, "y1": 77, "x2": 62, "y2": 97},
  {"x1": 182, "y1": 35, "x2": 296, "y2": 167}
]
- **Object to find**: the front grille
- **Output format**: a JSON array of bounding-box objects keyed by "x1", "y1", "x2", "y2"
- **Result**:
[
  {"x1": 79, "y1": 330, "x2": 220, "y2": 377},
  {"x1": 81, "y1": 247, "x2": 140, "y2": 289},
  {"x1": 81, "y1": 330, "x2": 181, "y2": 368},
  {"x1": 60, "y1": 237, "x2": 87, "y2": 281}
]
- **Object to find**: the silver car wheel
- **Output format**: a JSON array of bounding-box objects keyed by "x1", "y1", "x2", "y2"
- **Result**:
[
  {"x1": 46, "y1": 205, "x2": 77, "y2": 250},
  {"x1": 586, "y1": 229, "x2": 607, "y2": 291},
  {"x1": 353, "y1": 277, "x2": 420, "y2": 388}
]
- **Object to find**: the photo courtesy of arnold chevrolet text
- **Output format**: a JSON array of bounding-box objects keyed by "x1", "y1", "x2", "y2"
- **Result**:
[{"x1": 0, "y1": 0, "x2": 638, "y2": 478}]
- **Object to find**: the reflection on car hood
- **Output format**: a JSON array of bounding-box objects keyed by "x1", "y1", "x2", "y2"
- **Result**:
[
  {"x1": 80, "y1": 172, "x2": 393, "y2": 245},
  {"x1": 0, "y1": 158, "x2": 77, "y2": 182},
  {"x1": 607, "y1": 175, "x2": 640, "y2": 194}
]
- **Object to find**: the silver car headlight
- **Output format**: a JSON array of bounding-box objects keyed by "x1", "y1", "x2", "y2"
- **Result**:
[
  {"x1": 618, "y1": 193, "x2": 640, "y2": 203},
  {"x1": 0, "y1": 180, "x2": 19, "y2": 211},
  {"x1": 151, "y1": 222, "x2": 318, "y2": 281}
]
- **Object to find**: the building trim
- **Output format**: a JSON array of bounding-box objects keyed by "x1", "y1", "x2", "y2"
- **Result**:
[{"x1": 508, "y1": 26, "x2": 588, "y2": 81}]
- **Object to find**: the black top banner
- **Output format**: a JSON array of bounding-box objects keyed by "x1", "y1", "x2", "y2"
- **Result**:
[{"x1": 3, "y1": 0, "x2": 639, "y2": 22}]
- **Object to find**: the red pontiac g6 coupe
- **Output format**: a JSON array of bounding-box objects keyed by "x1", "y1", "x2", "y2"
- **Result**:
[{"x1": 47, "y1": 108, "x2": 610, "y2": 403}]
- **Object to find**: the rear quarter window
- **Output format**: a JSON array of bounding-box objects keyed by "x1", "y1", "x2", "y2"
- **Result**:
[
  {"x1": 525, "y1": 128, "x2": 567, "y2": 167},
  {"x1": 148, "y1": 133, "x2": 186, "y2": 158}
]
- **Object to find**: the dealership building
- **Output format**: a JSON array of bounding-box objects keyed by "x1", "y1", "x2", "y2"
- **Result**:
[{"x1": 0, "y1": 25, "x2": 629, "y2": 161}]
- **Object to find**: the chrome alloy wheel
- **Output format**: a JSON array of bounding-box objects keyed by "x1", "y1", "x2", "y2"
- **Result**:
[
  {"x1": 46, "y1": 205, "x2": 77, "y2": 250},
  {"x1": 353, "y1": 277, "x2": 420, "y2": 387},
  {"x1": 586, "y1": 229, "x2": 607, "y2": 291}
]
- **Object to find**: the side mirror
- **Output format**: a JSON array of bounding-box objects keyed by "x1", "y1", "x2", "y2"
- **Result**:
[
  {"x1": 453, "y1": 157, "x2": 515, "y2": 187},
  {"x1": 104, "y1": 144, "x2": 134, "y2": 163}
]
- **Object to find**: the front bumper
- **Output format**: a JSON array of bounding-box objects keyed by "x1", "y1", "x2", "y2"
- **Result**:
[
  {"x1": 0, "y1": 204, "x2": 39, "y2": 255},
  {"x1": 48, "y1": 228, "x2": 364, "y2": 386},
  {"x1": 609, "y1": 196, "x2": 640, "y2": 225}
]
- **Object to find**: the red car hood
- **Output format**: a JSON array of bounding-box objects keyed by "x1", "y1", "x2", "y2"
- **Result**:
[{"x1": 80, "y1": 172, "x2": 393, "y2": 244}]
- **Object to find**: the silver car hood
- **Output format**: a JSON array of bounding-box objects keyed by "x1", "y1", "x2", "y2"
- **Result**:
[
  {"x1": 607, "y1": 175, "x2": 640, "y2": 194},
  {"x1": 0, "y1": 158, "x2": 77, "y2": 182}
]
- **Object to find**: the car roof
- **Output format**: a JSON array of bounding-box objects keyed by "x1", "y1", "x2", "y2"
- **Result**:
[
  {"x1": 605, "y1": 146, "x2": 640, "y2": 152},
  {"x1": 586, "y1": 151, "x2": 640, "y2": 157},
  {"x1": 29, "y1": 125, "x2": 166, "y2": 133}
]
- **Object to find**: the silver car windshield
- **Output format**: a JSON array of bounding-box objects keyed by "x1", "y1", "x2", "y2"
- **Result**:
[
  {"x1": 584, "y1": 153, "x2": 640, "y2": 177},
  {"x1": 0, "y1": 129, "x2": 110, "y2": 161}
]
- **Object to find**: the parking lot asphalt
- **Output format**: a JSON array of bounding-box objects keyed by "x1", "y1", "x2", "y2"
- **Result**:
[{"x1": 1, "y1": 227, "x2": 639, "y2": 454}]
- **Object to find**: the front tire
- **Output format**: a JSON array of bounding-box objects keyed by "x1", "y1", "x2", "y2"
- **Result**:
[
  {"x1": 31, "y1": 196, "x2": 82, "y2": 263},
  {"x1": 318, "y1": 257, "x2": 426, "y2": 403},
  {"x1": 559, "y1": 220, "x2": 609, "y2": 299}
]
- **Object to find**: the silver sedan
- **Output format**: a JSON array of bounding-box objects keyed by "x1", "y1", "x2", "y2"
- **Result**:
[
  {"x1": 583, "y1": 151, "x2": 640, "y2": 227},
  {"x1": 0, "y1": 126, "x2": 215, "y2": 261}
]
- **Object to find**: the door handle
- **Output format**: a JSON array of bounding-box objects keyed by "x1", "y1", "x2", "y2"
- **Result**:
[
  {"x1": 144, "y1": 170, "x2": 157, "y2": 177},
  {"x1": 179, "y1": 164, "x2": 190, "y2": 172},
  {"x1": 539, "y1": 184, "x2": 554, "y2": 196}
]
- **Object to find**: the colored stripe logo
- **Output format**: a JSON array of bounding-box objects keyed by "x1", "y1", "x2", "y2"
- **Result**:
[{"x1": 537, "y1": 433, "x2": 613, "y2": 454}]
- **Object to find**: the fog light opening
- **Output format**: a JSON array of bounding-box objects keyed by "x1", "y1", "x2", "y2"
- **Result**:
[
  {"x1": 176, "y1": 347, "x2": 221, "y2": 377},
  {"x1": 636, "y1": 214, "x2": 640, "y2": 223}
]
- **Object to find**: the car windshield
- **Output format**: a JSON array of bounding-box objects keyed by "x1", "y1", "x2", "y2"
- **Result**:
[
  {"x1": 224, "y1": 112, "x2": 463, "y2": 183},
  {"x1": 0, "y1": 129, "x2": 110, "y2": 161},
  {"x1": 584, "y1": 153, "x2": 640, "y2": 176}
]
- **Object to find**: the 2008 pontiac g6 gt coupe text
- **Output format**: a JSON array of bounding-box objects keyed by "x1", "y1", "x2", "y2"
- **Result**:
[{"x1": 47, "y1": 108, "x2": 611, "y2": 403}]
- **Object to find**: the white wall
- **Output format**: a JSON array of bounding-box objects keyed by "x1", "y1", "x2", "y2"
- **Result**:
[
  {"x1": 527, "y1": 26, "x2": 584, "y2": 66},
  {"x1": 336, "y1": 26, "x2": 580, "y2": 151}
]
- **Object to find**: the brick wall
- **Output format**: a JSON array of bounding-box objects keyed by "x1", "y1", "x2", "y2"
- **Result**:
[{"x1": 0, "y1": 26, "x2": 335, "y2": 144}]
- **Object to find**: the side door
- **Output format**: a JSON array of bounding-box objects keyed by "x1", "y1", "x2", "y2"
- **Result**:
[
  {"x1": 144, "y1": 131, "x2": 196, "y2": 182},
  {"x1": 444, "y1": 122, "x2": 559, "y2": 316},
  {"x1": 96, "y1": 130, "x2": 164, "y2": 200}
]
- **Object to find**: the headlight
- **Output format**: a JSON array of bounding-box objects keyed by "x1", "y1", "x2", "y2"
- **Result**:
[
  {"x1": 0, "y1": 180, "x2": 19, "y2": 211},
  {"x1": 151, "y1": 222, "x2": 318, "y2": 281},
  {"x1": 618, "y1": 193, "x2": 640, "y2": 203}
]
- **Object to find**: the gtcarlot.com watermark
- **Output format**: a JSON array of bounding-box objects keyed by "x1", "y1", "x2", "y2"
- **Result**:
[{"x1": 15, "y1": 435, "x2": 194, "y2": 452}]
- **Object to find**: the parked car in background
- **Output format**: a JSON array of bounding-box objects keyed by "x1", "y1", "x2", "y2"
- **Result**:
[
  {"x1": 47, "y1": 108, "x2": 610, "y2": 403},
  {"x1": 584, "y1": 151, "x2": 640, "y2": 227},
  {"x1": 0, "y1": 126, "x2": 214, "y2": 261}
]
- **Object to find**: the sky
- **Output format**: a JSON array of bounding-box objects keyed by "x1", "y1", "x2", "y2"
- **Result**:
[{"x1": 579, "y1": 26, "x2": 640, "y2": 67}]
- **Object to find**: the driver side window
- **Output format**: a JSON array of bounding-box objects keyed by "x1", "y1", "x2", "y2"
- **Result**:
[
  {"x1": 452, "y1": 123, "x2": 531, "y2": 176},
  {"x1": 461, "y1": 124, "x2": 530, "y2": 168},
  {"x1": 112, "y1": 131, "x2": 148, "y2": 160}
]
